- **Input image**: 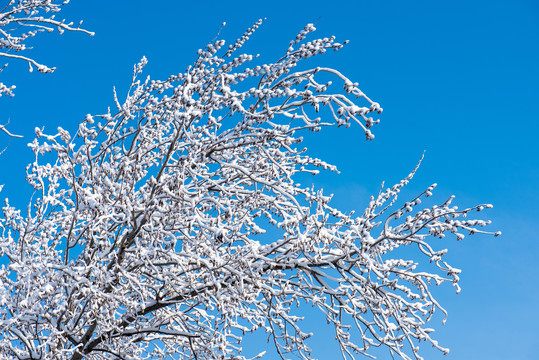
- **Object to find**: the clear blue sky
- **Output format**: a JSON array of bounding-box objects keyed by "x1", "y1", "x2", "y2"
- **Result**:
[{"x1": 1, "y1": 0, "x2": 537, "y2": 359}]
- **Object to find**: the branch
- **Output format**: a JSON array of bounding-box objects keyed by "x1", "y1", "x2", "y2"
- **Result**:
[{"x1": 0, "y1": 119, "x2": 22, "y2": 137}]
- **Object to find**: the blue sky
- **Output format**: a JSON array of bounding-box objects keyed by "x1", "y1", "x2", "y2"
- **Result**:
[{"x1": 1, "y1": 0, "x2": 537, "y2": 359}]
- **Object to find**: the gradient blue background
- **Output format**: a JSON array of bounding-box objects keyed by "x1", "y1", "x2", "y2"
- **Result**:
[{"x1": 0, "y1": 0, "x2": 537, "y2": 359}]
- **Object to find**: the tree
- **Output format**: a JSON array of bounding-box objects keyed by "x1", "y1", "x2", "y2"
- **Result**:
[
  {"x1": 0, "y1": 20, "x2": 498, "y2": 360},
  {"x1": 0, "y1": 0, "x2": 93, "y2": 137}
]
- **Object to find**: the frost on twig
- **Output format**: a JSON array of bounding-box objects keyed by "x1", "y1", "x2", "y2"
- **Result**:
[
  {"x1": 0, "y1": 0, "x2": 94, "y2": 97},
  {"x1": 0, "y1": 20, "x2": 496, "y2": 360},
  {"x1": 0, "y1": 118, "x2": 21, "y2": 138}
]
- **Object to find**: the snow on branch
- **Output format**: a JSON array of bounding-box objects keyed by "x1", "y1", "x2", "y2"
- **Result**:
[
  {"x1": 0, "y1": 20, "x2": 497, "y2": 360},
  {"x1": 0, "y1": 118, "x2": 21, "y2": 138},
  {"x1": 0, "y1": 0, "x2": 94, "y2": 98}
]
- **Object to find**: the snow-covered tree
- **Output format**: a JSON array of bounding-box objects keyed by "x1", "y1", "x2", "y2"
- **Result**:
[
  {"x1": 0, "y1": 20, "x2": 498, "y2": 360},
  {"x1": 0, "y1": 0, "x2": 93, "y2": 137}
]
